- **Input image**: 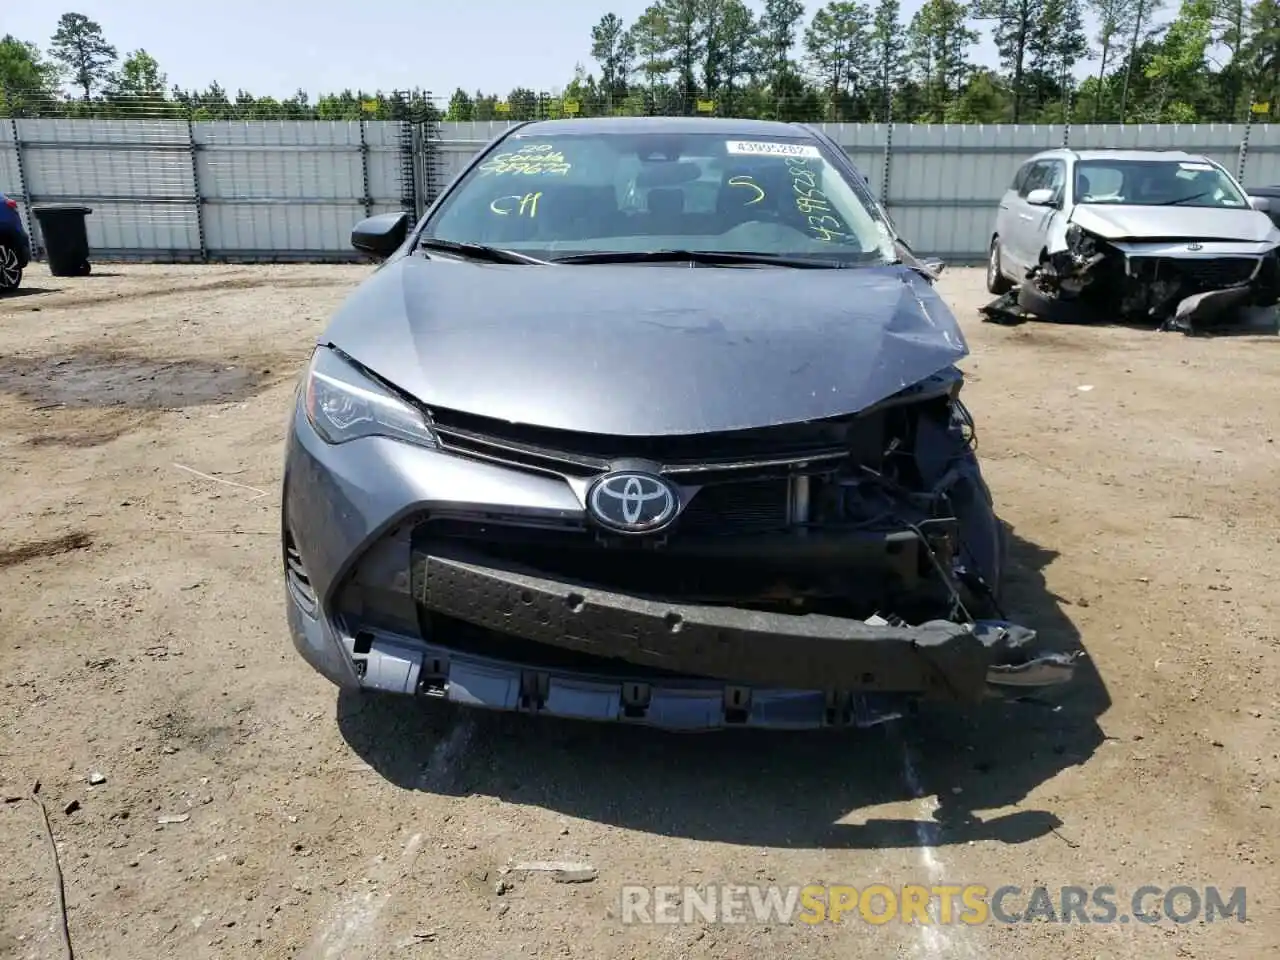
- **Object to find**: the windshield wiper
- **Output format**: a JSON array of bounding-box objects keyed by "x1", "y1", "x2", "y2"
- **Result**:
[
  {"x1": 418, "y1": 238, "x2": 549, "y2": 265},
  {"x1": 548, "y1": 249, "x2": 846, "y2": 268},
  {"x1": 1155, "y1": 191, "x2": 1212, "y2": 206}
]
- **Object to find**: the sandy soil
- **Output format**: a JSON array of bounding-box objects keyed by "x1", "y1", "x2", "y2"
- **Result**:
[{"x1": 1, "y1": 262, "x2": 1277, "y2": 960}]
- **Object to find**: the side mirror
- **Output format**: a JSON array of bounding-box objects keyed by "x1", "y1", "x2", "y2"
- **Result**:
[
  {"x1": 1248, "y1": 195, "x2": 1270, "y2": 212},
  {"x1": 918, "y1": 256, "x2": 946, "y2": 276},
  {"x1": 351, "y1": 211, "x2": 411, "y2": 258},
  {"x1": 1025, "y1": 188, "x2": 1057, "y2": 207}
]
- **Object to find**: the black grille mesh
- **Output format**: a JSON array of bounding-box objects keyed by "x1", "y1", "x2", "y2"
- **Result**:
[
  {"x1": 1171, "y1": 257, "x2": 1257, "y2": 287},
  {"x1": 679, "y1": 479, "x2": 790, "y2": 534}
]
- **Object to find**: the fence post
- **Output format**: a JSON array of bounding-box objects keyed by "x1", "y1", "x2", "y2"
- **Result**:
[
  {"x1": 186, "y1": 114, "x2": 208, "y2": 262},
  {"x1": 10, "y1": 116, "x2": 38, "y2": 258},
  {"x1": 1238, "y1": 96, "x2": 1254, "y2": 184},
  {"x1": 413, "y1": 92, "x2": 444, "y2": 217},
  {"x1": 1063, "y1": 86, "x2": 1073, "y2": 147},
  {"x1": 358, "y1": 118, "x2": 373, "y2": 218},
  {"x1": 880, "y1": 94, "x2": 894, "y2": 210},
  {"x1": 395, "y1": 93, "x2": 418, "y2": 217}
]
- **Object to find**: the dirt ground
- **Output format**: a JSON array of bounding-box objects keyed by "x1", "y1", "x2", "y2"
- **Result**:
[{"x1": 1, "y1": 261, "x2": 1278, "y2": 960}]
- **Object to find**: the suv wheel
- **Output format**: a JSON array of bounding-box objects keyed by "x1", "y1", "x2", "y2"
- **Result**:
[
  {"x1": 986, "y1": 237, "x2": 1012, "y2": 295},
  {"x1": 0, "y1": 243, "x2": 21, "y2": 293}
]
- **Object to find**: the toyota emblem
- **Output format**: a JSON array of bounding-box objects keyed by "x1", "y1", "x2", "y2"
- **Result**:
[
  {"x1": 587, "y1": 471, "x2": 679, "y2": 534},
  {"x1": 1187, "y1": 243, "x2": 1203, "y2": 251}
]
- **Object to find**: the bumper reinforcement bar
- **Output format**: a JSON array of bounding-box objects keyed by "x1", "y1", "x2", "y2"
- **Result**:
[{"x1": 417, "y1": 555, "x2": 1077, "y2": 703}]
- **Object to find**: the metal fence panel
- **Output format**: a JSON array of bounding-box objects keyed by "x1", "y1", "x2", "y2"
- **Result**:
[
  {"x1": 17, "y1": 117, "x2": 197, "y2": 256},
  {"x1": 364, "y1": 121, "x2": 404, "y2": 211},
  {"x1": 1238, "y1": 123, "x2": 1280, "y2": 188},
  {"x1": 882, "y1": 124, "x2": 1068, "y2": 260},
  {"x1": 193, "y1": 120, "x2": 404, "y2": 258},
  {"x1": 8, "y1": 118, "x2": 1280, "y2": 263}
]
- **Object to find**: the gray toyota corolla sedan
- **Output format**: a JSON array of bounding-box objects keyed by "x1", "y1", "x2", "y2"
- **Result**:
[{"x1": 282, "y1": 116, "x2": 1078, "y2": 730}]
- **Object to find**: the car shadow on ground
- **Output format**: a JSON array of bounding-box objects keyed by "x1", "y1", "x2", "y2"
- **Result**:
[
  {"x1": 337, "y1": 524, "x2": 1108, "y2": 851},
  {"x1": 983, "y1": 298, "x2": 1279, "y2": 337}
]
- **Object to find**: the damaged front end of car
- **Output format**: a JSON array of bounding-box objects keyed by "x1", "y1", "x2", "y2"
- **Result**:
[
  {"x1": 983, "y1": 223, "x2": 1280, "y2": 334},
  {"x1": 319, "y1": 367, "x2": 1080, "y2": 730}
]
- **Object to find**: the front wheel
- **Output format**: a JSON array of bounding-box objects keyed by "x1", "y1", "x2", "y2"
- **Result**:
[
  {"x1": 986, "y1": 237, "x2": 1012, "y2": 294},
  {"x1": 0, "y1": 243, "x2": 22, "y2": 293}
]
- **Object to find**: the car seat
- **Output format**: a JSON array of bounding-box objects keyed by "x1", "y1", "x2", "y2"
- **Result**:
[
  {"x1": 536, "y1": 184, "x2": 620, "y2": 241},
  {"x1": 645, "y1": 188, "x2": 686, "y2": 233}
]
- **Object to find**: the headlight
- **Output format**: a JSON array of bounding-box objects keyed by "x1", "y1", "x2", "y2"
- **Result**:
[{"x1": 303, "y1": 346, "x2": 437, "y2": 447}]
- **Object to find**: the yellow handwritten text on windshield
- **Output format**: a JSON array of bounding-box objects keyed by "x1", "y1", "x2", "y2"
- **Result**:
[
  {"x1": 786, "y1": 157, "x2": 849, "y2": 242},
  {"x1": 479, "y1": 143, "x2": 572, "y2": 177},
  {"x1": 727, "y1": 175, "x2": 765, "y2": 205},
  {"x1": 490, "y1": 192, "x2": 542, "y2": 217}
]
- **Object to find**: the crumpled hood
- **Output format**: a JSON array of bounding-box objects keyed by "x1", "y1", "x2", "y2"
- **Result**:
[
  {"x1": 1071, "y1": 203, "x2": 1280, "y2": 243},
  {"x1": 321, "y1": 256, "x2": 968, "y2": 436}
]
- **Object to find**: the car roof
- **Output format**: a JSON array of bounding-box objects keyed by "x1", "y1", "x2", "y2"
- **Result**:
[
  {"x1": 509, "y1": 116, "x2": 816, "y2": 138},
  {"x1": 1025, "y1": 148, "x2": 1215, "y2": 165}
]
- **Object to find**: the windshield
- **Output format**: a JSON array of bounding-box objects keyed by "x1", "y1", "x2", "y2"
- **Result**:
[
  {"x1": 423, "y1": 131, "x2": 896, "y2": 263},
  {"x1": 1074, "y1": 159, "x2": 1249, "y2": 209}
]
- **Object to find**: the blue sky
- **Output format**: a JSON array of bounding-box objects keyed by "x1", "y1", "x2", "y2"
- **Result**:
[{"x1": 5, "y1": 0, "x2": 1111, "y2": 101}]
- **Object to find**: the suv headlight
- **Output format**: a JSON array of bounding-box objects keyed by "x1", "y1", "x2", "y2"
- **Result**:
[{"x1": 303, "y1": 346, "x2": 437, "y2": 447}]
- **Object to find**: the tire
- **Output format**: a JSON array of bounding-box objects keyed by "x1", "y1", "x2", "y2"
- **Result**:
[
  {"x1": 0, "y1": 242, "x2": 22, "y2": 293},
  {"x1": 986, "y1": 237, "x2": 1012, "y2": 294}
]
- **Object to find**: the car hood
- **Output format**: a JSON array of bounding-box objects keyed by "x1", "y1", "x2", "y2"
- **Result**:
[
  {"x1": 1070, "y1": 203, "x2": 1280, "y2": 243},
  {"x1": 322, "y1": 256, "x2": 968, "y2": 436}
]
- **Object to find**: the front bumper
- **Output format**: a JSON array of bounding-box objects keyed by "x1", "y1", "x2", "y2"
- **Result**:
[
  {"x1": 1012, "y1": 235, "x2": 1280, "y2": 329},
  {"x1": 283, "y1": 401, "x2": 1077, "y2": 730}
]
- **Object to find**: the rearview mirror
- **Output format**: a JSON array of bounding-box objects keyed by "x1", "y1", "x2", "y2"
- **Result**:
[
  {"x1": 1025, "y1": 188, "x2": 1057, "y2": 207},
  {"x1": 351, "y1": 211, "x2": 411, "y2": 258}
]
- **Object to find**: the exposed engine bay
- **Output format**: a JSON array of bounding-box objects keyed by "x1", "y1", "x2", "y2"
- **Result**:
[
  {"x1": 982, "y1": 224, "x2": 1280, "y2": 334},
  {"x1": 408, "y1": 369, "x2": 1004, "y2": 624},
  {"x1": 332, "y1": 369, "x2": 1077, "y2": 704}
]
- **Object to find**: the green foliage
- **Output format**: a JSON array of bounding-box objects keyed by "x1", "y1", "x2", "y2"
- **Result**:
[
  {"x1": 3, "y1": 4, "x2": 1279, "y2": 123},
  {"x1": 49, "y1": 12, "x2": 117, "y2": 101}
]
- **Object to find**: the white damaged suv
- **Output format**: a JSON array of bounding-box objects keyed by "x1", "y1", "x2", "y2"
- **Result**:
[{"x1": 986, "y1": 148, "x2": 1280, "y2": 331}]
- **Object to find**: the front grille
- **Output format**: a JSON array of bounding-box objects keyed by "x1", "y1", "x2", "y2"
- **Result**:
[
  {"x1": 428, "y1": 406, "x2": 885, "y2": 480},
  {"x1": 1168, "y1": 256, "x2": 1259, "y2": 287},
  {"x1": 681, "y1": 479, "x2": 790, "y2": 534},
  {"x1": 412, "y1": 515, "x2": 924, "y2": 610}
]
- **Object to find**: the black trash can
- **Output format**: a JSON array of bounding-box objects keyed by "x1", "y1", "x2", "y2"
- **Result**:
[{"x1": 32, "y1": 203, "x2": 93, "y2": 277}]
